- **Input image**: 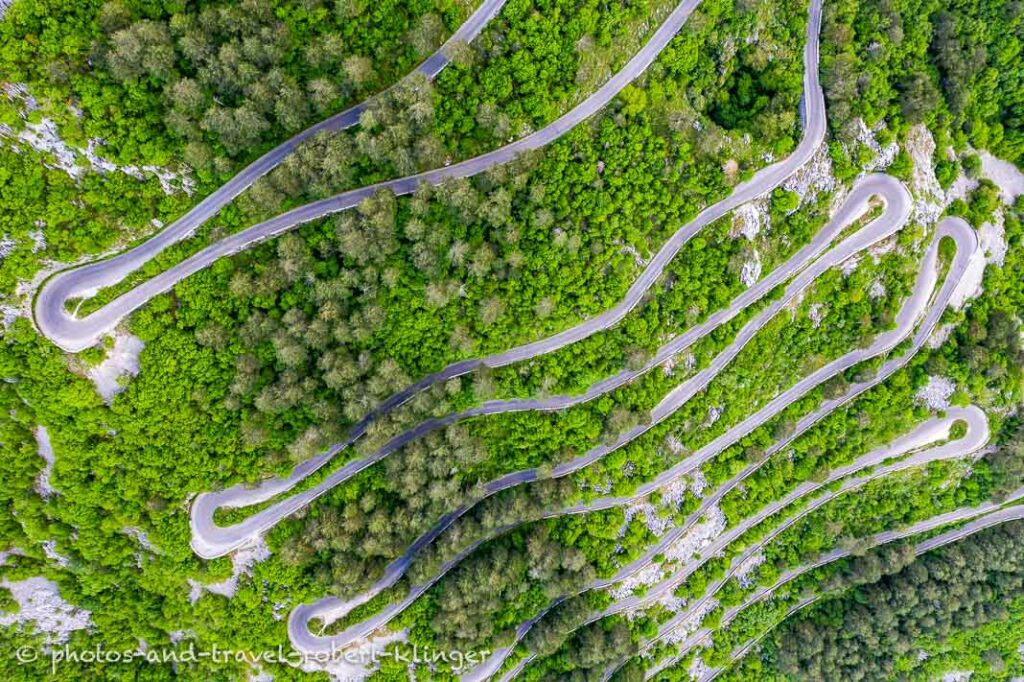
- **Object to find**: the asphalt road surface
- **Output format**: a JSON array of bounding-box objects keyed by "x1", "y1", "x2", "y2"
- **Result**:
[
  {"x1": 191, "y1": 0, "x2": 827, "y2": 562},
  {"x1": 31, "y1": 0, "x2": 510, "y2": 352},
  {"x1": 26, "y1": 0, "x2": 998, "y2": 674},
  {"x1": 35, "y1": 0, "x2": 726, "y2": 352},
  {"x1": 465, "y1": 215, "x2": 977, "y2": 680},
  {"x1": 287, "y1": 215, "x2": 977, "y2": 663},
  {"x1": 677, "y1": 490, "x2": 1024, "y2": 682},
  {"x1": 599, "y1": 406, "x2": 989, "y2": 681}
]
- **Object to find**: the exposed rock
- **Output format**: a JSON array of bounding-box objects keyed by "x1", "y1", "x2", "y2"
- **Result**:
[
  {"x1": 733, "y1": 552, "x2": 765, "y2": 589},
  {"x1": 1, "y1": 304, "x2": 19, "y2": 328},
  {"x1": 34, "y1": 426, "x2": 56, "y2": 499},
  {"x1": 664, "y1": 598, "x2": 718, "y2": 645},
  {"x1": 783, "y1": 145, "x2": 837, "y2": 204},
  {"x1": 660, "y1": 479, "x2": 690, "y2": 510},
  {"x1": 41, "y1": 540, "x2": 70, "y2": 568},
  {"x1": 0, "y1": 233, "x2": 15, "y2": 260},
  {"x1": 979, "y1": 152, "x2": 1024, "y2": 204},
  {"x1": 940, "y1": 672, "x2": 973, "y2": 682},
  {"x1": 916, "y1": 376, "x2": 956, "y2": 411},
  {"x1": 705, "y1": 405, "x2": 724, "y2": 426},
  {"x1": 927, "y1": 323, "x2": 955, "y2": 350},
  {"x1": 950, "y1": 215, "x2": 1007, "y2": 309},
  {"x1": 905, "y1": 125, "x2": 944, "y2": 225},
  {"x1": 623, "y1": 502, "x2": 672, "y2": 537},
  {"x1": 688, "y1": 652, "x2": 712, "y2": 681},
  {"x1": 731, "y1": 198, "x2": 770, "y2": 240},
  {"x1": 1, "y1": 84, "x2": 193, "y2": 193},
  {"x1": 188, "y1": 538, "x2": 271, "y2": 603},
  {"x1": 856, "y1": 118, "x2": 899, "y2": 171},
  {"x1": 0, "y1": 577, "x2": 92, "y2": 643},
  {"x1": 664, "y1": 507, "x2": 726, "y2": 564},
  {"x1": 740, "y1": 250, "x2": 762, "y2": 287},
  {"x1": 609, "y1": 562, "x2": 664, "y2": 600},
  {"x1": 808, "y1": 303, "x2": 826, "y2": 329},
  {"x1": 946, "y1": 173, "x2": 978, "y2": 205},
  {"x1": 688, "y1": 470, "x2": 708, "y2": 498},
  {"x1": 87, "y1": 333, "x2": 145, "y2": 403}
]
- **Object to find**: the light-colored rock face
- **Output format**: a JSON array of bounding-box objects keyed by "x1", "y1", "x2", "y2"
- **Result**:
[
  {"x1": 34, "y1": 426, "x2": 56, "y2": 499},
  {"x1": 1, "y1": 84, "x2": 193, "y2": 193},
  {"x1": 663, "y1": 598, "x2": 718, "y2": 645},
  {"x1": 945, "y1": 173, "x2": 979, "y2": 204},
  {"x1": 623, "y1": 502, "x2": 672, "y2": 537},
  {"x1": 740, "y1": 250, "x2": 763, "y2": 287},
  {"x1": 906, "y1": 125, "x2": 944, "y2": 225},
  {"x1": 979, "y1": 152, "x2": 1024, "y2": 204},
  {"x1": 940, "y1": 672, "x2": 973, "y2": 682},
  {"x1": 688, "y1": 649, "x2": 712, "y2": 680},
  {"x1": 733, "y1": 552, "x2": 765, "y2": 589},
  {"x1": 916, "y1": 376, "x2": 956, "y2": 411},
  {"x1": 808, "y1": 303, "x2": 826, "y2": 329},
  {"x1": 856, "y1": 118, "x2": 899, "y2": 172},
  {"x1": 298, "y1": 629, "x2": 408, "y2": 681},
  {"x1": 610, "y1": 562, "x2": 664, "y2": 600},
  {"x1": 87, "y1": 333, "x2": 145, "y2": 404},
  {"x1": 609, "y1": 506, "x2": 726, "y2": 601},
  {"x1": 41, "y1": 540, "x2": 70, "y2": 568},
  {"x1": 0, "y1": 577, "x2": 92, "y2": 643},
  {"x1": 732, "y1": 198, "x2": 770, "y2": 240},
  {"x1": 188, "y1": 538, "x2": 271, "y2": 603},
  {"x1": 950, "y1": 215, "x2": 1007, "y2": 310},
  {"x1": 783, "y1": 144, "x2": 837, "y2": 204},
  {"x1": 664, "y1": 506, "x2": 726, "y2": 565},
  {"x1": 927, "y1": 323, "x2": 955, "y2": 350}
]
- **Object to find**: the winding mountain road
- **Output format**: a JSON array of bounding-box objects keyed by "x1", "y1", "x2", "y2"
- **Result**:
[
  {"x1": 660, "y1": 490, "x2": 1024, "y2": 682},
  {"x1": 35, "y1": 0, "x2": 759, "y2": 353},
  {"x1": 191, "y1": 0, "x2": 827, "y2": 563},
  {"x1": 459, "y1": 214, "x2": 975, "y2": 680},
  {"x1": 32, "y1": 0, "x2": 508, "y2": 352},
  {"x1": 286, "y1": 210, "x2": 975, "y2": 668},
  {"x1": 190, "y1": 169, "x2": 899, "y2": 561},
  {"x1": 596, "y1": 406, "x2": 989, "y2": 682},
  {"x1": 504, "y1": 406, "x2": 989, "y2": 682},
  {"x1": 24, "y1": 0, "x2": 1000, "y2": 676}
]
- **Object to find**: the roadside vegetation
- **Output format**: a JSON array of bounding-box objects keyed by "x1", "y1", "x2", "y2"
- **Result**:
[{"x1": 1, "y1": 0, "x2": 1023, "y2": 679}]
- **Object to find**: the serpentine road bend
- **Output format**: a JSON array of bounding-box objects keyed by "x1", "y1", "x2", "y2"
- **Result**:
[
  {"x1": 594, "y1": 406, "x2": 989, "y2": 682},
  {"x1": 281, "y1": 172, "x2": 915, "y2": 650},
  {"x1": 190, "y1": 0, "x2": 826, "y2": 562},
  {"x1": 465, "y1": 215, "x2": 973, "y2": 681},
  {"x1": 32, "y1": 0, "x2": 508, "y2": 353},
  {"x1": 190, "y1": 170, "x2": 903, "y2": 561},
  {"x1": 36, "y1": 0, "x2": 792, "y2": 353},
  {"x1": 668, "y1": 490, "x2": 1024, "y2": 682},
  {"x1": 469, "y1": 215, "x2": 977, "y2": 680},
  {"x1": 287, "y1": 216, "x2": 977, "y2": 664},
  {"x1": 505, "y1": 406, "x2": 989, "y2": 682},
  {"x1": 18, "y1": 0, "x2": 1004, "y2": 675}
]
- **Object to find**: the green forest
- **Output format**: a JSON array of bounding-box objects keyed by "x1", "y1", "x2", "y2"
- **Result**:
[{"x1": 1, "y1": 0, "x2": 1023, "y2": 680}]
